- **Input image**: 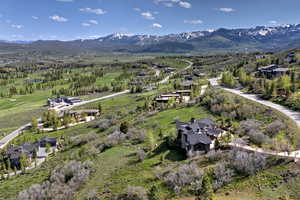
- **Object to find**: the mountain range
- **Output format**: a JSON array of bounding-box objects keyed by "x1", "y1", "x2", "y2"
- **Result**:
[{"x1": 2, "y1": 24, "x2": 300, "y2": 54}]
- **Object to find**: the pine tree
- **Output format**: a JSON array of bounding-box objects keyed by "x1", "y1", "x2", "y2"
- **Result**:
[
  {"x1": 201, "y1": 172, "x2": 215, "y2": 200},
  {"x1": 31, "y1": 117, "x2": 38, "y2": 132},
  {"x1": 120, "y1": 121, "x2": 129, "y2": 134}
]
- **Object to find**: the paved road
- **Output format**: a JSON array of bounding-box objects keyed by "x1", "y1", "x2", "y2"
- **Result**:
[
  {"x1": 208, "y1": 77, "x2": 300, "y2": 159},
  {"x1": 0, "y1": 59, "x2": 194, "y2": 149},
  {"x1": 159, "y1": 59, "x2": 193, "y2": 84},
  {"x1": 0, "y1": 123, "x2": 31, "y2": 149},
  {"x1": 208, "y1": 77, "x2": 300, "y2": 128}
]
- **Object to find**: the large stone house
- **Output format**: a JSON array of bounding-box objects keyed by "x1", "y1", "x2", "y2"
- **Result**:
[
  {"x1": 257, "y1": 64, "x2": 289, "y2": 79},
  {"x1": 176, "y1": 118, "x2": 224, "y2": 156},
  {"x1": 6, "y1": 137, "x2": 57, "y2": 169}
]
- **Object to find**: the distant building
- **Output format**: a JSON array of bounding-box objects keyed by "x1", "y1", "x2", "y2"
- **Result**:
[
  {"x1": 180, "y1": 81, "x2": 198, "y2": 90},
  {"x1": 286, "y1": 52, "x2": 296, "y2": 63},
  {"x1": 47, "y1": 96, "x2": 82, "y2": 107},
  {"x1": 69, "y1": 109, "x2": 100, "y2": 118},
  {"x1": 176, "y1": 118, "x2": 224, "y2": 156},
  {"x1": 257, "y1": 64, "x2": 289, "y2": 79},
  {"x1": 155, "y1": 90, "x2": 191, "y2": 104},
  {"x1": 255, "y1": 55, "x2": 266, "y2": 59}
]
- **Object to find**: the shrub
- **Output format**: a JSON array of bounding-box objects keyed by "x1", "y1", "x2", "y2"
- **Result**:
[
  {"x1": 70, "y1": 133, "x2": 99, "y2": 147},
  {"x1": 18, "y1": 161, "x2": 94, "y2": 200},
  {"x1": 105, "y1": 130, "x2": 126, "y2": 146},
  {"x1": 136, "y1": 150, "x2": 146, "y2": 162},
  {"x1": 265, "y1": 120, "x2": 286, "y2": 137},
  {"x1": 229, "y1": 151, "x2": 266, "y2": 176},
  {"x1": 212, "y1": 162, "x2": 234, "y2": 190},
  {"x1": 163, "y1": 162, "x2": 204, "y2": 194},
  {"x1": 84, "y1": 189, "x2": 99, "y2": 200},
  {"x1": 88, "y1": 119, "x2": 116, "y2": 131},
  {"x1": 153, "y1": 167, "x2": 163, "y2": 180},
  {"x1": 237, "y1": 119, "x2": 261, "y2": 136},
  {"x1": 116, "y1": 186, "x2": 148, "y2": 200},
  {"x1": 248, "y1": 130, "x2": 269, "y2": 146},
  {"x1": 127, "y1": 129, "x2": 147, "y2": 143},
  {"x1": 206, "y1": 150, "x2": 223, "y2": 163}
]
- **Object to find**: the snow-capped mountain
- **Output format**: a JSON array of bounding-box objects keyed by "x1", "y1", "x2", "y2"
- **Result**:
[{"x1": 2, "y1": 24, "x2": 300, "y2": 54}]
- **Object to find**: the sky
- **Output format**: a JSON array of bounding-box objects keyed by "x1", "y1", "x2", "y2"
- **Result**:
[{"x1": 0, "y1": 0, "x2": 300, "y2": 41}]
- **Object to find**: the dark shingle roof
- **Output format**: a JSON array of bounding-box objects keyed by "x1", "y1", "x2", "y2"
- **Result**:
[
  {"x1": 186, "y1": 132, "x2": 212, "y2": 145},
  {"x1": 176, "y1": 118, "x2": 222, "y2": 146}
]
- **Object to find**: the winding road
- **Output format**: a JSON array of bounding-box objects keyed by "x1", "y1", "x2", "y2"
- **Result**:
[
  {"x1": 208, "y1": 77, "x2": 300, "y2": 160},
  {"x1": 0, "y1": 59, "x2": 193, "y2": 149}
]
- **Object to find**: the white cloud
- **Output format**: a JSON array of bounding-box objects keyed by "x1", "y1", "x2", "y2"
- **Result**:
[
  {"x1": 219, "y1": 8, "x2": 235, "y2": 12},
  {"x1": 32, "y1": 16, "x2": 39, "y2": 20},
  {"x1": 50, "y1": 15, "x2": 68, "y2": 22},
  {"x1": 184, "y1": 19, "x2": 203, "y2": 24},
  {"x1": 269, "y1": 20, "x2": 278, "y2": 25},
  {"x1": 81, "y1": 23, "x2": 91, "y2": 27},
  {"x1": 154, "y1": 0, "x2": 191, "y2": 8},
  {"x1": 79, "y1": 8, "x2": 106, "y2": 15},
  {"x1": 152, "y1": 23, "x2": 162, "y2": 28},
  {"x1": 179, "y1": 1, "x2": 191, "y2": 8},
  {"x1": 56, "y1": 0, "x2": 74, "y2": 2},
  {"x1": 11, "y1": 24, "x2": 24, "y2": 29},
  {"x1": 141, "y1": 12, "x2": 155, "y2": 20},
  {"x1": 81, "y1": 20, "x2": 98, "y2": 27},
  {"x1": 134, "y1": 8, "x2": 141, "y2": 12},
  {"x1": 89, "y1": 20, "x2": 98, "y2": 25}
]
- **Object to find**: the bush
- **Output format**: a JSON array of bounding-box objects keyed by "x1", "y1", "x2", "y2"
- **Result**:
[
  {"x1": 212, "y1": 162, "x2": 234, "y2": 190},
  {"x1": 206, "y1": 150, "x2": 223, "y2": 163},
  {"x1": 88, "y1": 119, "x2": 116, "y2": 131},
  {"x1": 70, "y1": 133, "x2": 99, "y2": 147},
  {"x1": 229, "y1": 151, "x2": 266, "y2": 176},
  {"x1": 116, "y1": 186, "x2": 148, "y2": 200},
  {"x1": 18, "y1": 161, "x2": 94, "y2": 200},
  {"x1": 237, "y1": 119, "x2": 261, "y2": 136},
  {"x1": 136, "y1": 150, "x2": 146, "y2": 162},
  {"x1": 265, "y1": 120, "x2": 286, "y2": 137},
  {"x1": 105, "y1": 130, "x2": 126, "y2": 146},
  {"x1": 163, "y1": 162, "x2": 204, "y2": 194},
  {"x1": 248, "y1": 130, "x2": 269, "y2": 146},
  {"x1": 127, "y1": 129, "x2": 147, "y2": 143}
]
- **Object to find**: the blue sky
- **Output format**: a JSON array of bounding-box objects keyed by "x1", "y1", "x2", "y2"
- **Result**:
[{"x1": 0, "y1": 0, "x2": 300, "y2": 41}]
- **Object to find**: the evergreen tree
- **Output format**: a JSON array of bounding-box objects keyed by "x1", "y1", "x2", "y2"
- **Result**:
[
  {"x1": 20, "y1": 153, "x2": 29, "y2": 172},
  {"x1": 31, "y1": 117, "x2": 38, "y2": 132},
  {"x1": 201, "y1": 172, "x2": 215, "y2": 200},
  {"x1": 120, "y1": 121, "x2": 129, "y2": 134}
]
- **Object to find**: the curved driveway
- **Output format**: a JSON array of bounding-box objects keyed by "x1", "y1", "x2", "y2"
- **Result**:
[{"x1": 208, "y1": 77, "x2": 300, "y2": 159}]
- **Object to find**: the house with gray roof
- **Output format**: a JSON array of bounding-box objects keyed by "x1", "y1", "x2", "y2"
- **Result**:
[
  {"x1": 257, "y1": 64, "x2": 289, "y2": 79},
  {"x1": 176, "y1": 118, "x2": 223, "y2": 156}
]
